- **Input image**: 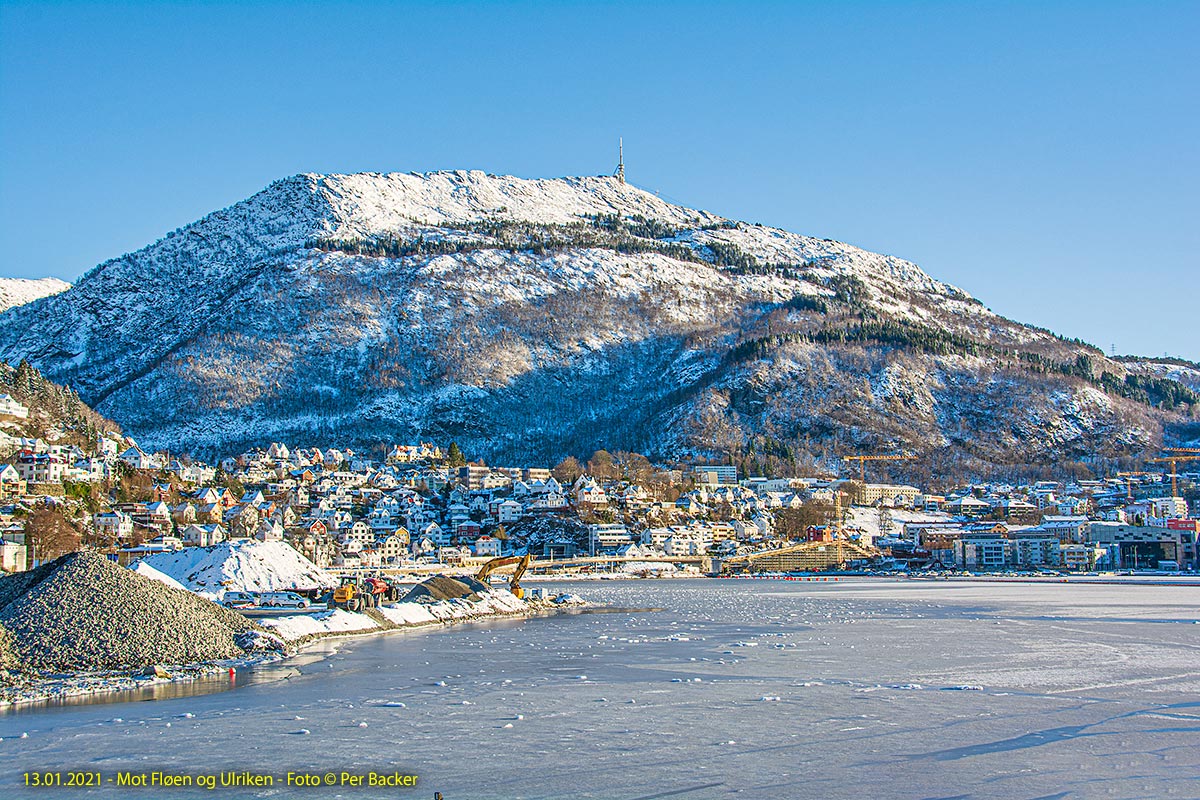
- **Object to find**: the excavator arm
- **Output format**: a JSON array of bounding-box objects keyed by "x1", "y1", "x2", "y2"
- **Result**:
[
  {"x1": 508, "y1": 554, "x2": 533, "y2": 599},
  {"x1": 475, "y1": 554, "x2": 534, "y2": 598},
  {"x1": 475, "y1": 555, "x2": 523, "y2": 583}
]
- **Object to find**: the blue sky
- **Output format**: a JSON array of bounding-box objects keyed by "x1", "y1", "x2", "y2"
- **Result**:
[{"x1": 1, "y1": 1, "x2": 1196, "y2": 359}]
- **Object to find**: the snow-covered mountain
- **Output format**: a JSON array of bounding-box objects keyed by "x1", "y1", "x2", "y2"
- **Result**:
[
  {"x1": 0, "y1": 171, "x2": 1193, "y2": 475},
  {"x1": 0, "y1": 278, "x2": 69, "y2": 312}
]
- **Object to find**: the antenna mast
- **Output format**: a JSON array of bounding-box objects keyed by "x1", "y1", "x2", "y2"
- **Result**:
[{"x1": 614, "y1": 138, "x2": 625, "y2": 184}]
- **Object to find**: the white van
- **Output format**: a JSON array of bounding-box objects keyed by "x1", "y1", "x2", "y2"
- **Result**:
[
  {"x1": 258, "y1": 591, "x2": 310, "y2": 609},
  {"x1": 221, "y1": 591, "x2": 259, "y2": 608}
]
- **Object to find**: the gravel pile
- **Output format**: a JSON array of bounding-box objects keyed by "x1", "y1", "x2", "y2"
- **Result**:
[
  {"x1": 0, "y1": 552, "x2": 259, "y2": 673},
  {"x1": 0, "y1": 560, "x2": 59, "y2": 676},
  {"x1": 0, "y1": 623, "x2": 16, "y2": 671},
  {"x1": 0, "y1": 559, "x2": 56, "y2": 609},
  {"x1": 402, "y1": 575, "x2": 491, "y2": 603}
]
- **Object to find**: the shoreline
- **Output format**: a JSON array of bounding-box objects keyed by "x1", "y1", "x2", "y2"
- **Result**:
[
  {"x1": 0, "y1": 590, "x2": 586, "y2": 710},
  {"x1": 6, "y1": 573, "x2": 1193, "y2": 709},
  {"x1": 714, "y1": 572, "x2": 1200, "y2": 587}
]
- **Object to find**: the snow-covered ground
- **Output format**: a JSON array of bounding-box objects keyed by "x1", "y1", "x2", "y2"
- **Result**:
[
  {"x1": 257, "y1": 589, "x2": 533, "y2": 641},
  {"x1": 2, "y1": 579, "x2": 1197, "y2": 799},
  {"x1": 258, "y1": 608, "x2": 379, "y2": 640},
  {"x1": 844, "y1": 506, "x2": 953, "y2": 544}
]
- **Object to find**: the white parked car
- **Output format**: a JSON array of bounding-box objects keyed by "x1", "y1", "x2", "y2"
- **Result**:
[{"x1": 258, "y1": 591, "x2": 310, "y2": 609}]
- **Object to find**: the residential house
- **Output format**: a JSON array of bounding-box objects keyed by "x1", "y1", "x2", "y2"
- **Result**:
[
  {"x1": 376, "y1": 531, "x2": 410, "y2": 564},
  {"x1": 473, "y1": 535, "x2": 502, "y2": 557},
  {"x1": 256, "y1": 518, "x2": 284, "y2": 541},
  {"x1": 588, "y1": 523, "x2": 632, "y2": 555},
  {"x1": 1, "y1": 535, "x2": 27, "y2": 572},
  {"x1": 179, "y1": 523, "x2": 226, "y2": 547},
  {"x1": 15, "y1": 453, "x2": 65, "y2": 485},
  {"x1": 94, "y1": 510, "x2": 134, "y2": 541},
  {"x1": 0, "y1": 394, "x2": 29, "y2": 419},
  {"x1": 497, "y1": 499, "x2": 524, "y2": 524},
  {"x1": 119, "y1": 447, "x2": 157, "y2": 471},
  {"x1": 0, "y1": 464, "x2": 26, "y2": 500}
]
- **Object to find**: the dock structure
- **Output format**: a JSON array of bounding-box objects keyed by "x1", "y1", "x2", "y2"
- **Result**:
[{"x1": 716, "y1": 540, "x2": 879, "y2": 574}]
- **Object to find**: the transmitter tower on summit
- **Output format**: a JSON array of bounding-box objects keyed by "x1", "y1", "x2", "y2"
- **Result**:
[{"x1": 614, "y1": 138, "x2": 625, "y2": 184}]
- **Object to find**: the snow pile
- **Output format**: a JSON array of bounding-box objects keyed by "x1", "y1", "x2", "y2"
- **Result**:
[
  {"x1": 382, "y1": 588, "x2": 529, "y2": 626},
  {"x1": 427, "y1": 587, "x2": 525, "y2": 622},
  {"x1": 130, "y1": 561, "x2": 188, "y2": 592},
  {"x1": 0, "y1": 552, "x2": 257, "y2": 673},
  {"x1": 0, "y1": 277, "x2": 70, "y2": 312},
  {"x1": 137, "y1": 540, "x2": 335, "y2": 600},
  {"x1": 258, "y1": 609, "x2": 380, "y2": 641},
  {"x1": 234, "y1": 630, "x2": 288, "y2": 653}
]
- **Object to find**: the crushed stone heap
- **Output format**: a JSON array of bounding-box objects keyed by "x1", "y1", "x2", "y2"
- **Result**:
[
  {"x1": 0, "y1": 552, "x2": 259, "y2": 673},
  {"x1": 402, "y1": 575, "x2": 492, "y2": 603},
  {"x1": 0, "y1": 624, "x2": 16, "y2": 672}
]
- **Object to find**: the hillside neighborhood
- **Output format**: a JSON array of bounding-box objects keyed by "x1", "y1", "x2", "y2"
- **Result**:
[{"x1": 1, "y1": 385, "x2": 1195, "y2": 577}]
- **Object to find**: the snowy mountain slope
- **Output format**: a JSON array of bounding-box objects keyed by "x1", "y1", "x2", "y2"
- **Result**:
[
  {"x1": 1122, "y1": 358, "x2": 1200, "y2": 391},
  {"x1": 0, "y1": 171, "x2": 1192, "y2": 473},
  {"x1": 0, "y1": 278, "x2": 69, "y2": 312}
]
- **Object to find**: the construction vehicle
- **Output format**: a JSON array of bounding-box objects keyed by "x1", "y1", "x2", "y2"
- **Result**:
[
  {"x1": 474, "y1": 554, "x2": 533, "y2": 599},
  {"x1": 331, "y1": 574, "x2": 399, "y2": 611}
]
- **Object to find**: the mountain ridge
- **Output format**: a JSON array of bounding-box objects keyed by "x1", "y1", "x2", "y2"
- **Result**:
[{"x1": 0, "y1": 171, "x2": 1193, "y2": 476}]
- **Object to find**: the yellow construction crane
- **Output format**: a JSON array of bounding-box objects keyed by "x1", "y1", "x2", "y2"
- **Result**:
[
  {"x1": 842, "y1": 453, "x2": 916, "y2": 484},
  {"x1": 1146, "y1": 454, "x2": 1200, "y2": 498},
  {"x1": 1116, "y1": 471, "x2": 1153, "y2": 502}
]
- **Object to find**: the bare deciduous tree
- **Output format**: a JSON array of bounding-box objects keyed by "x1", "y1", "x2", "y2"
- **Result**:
[
  {"x1": 25, "y1": 506, "x2": 81, "y2": 562},
  {"x1": 774, "y1": 502, "x2": 836, "y2": 540}
]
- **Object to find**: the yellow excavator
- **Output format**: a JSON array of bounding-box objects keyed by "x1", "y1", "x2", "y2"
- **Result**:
[{"x1": 475, "y1": 554, "x2": 533, "y2": 599}]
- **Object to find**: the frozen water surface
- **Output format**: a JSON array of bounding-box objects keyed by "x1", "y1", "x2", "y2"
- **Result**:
[{"x1": 2, "y1": 578, "x2": 1199, "y2": 799}]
